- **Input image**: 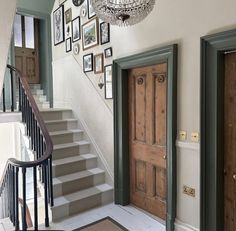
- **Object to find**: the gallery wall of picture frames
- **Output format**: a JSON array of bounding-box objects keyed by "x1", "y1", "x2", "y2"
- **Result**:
[{"x1": 53, "y1": 0, "x2": 114, "y2": 99}]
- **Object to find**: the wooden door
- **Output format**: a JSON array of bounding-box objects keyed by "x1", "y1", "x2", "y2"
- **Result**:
[
  {"x1": 224, "y1": 52, "x2": 236, "y2": 231},
  {"x1": 14, "y1": 15, "x2": 39, "y2": 84},
  {"x1": 129, "y1": 63, "x2": 167, "y2": 219}
]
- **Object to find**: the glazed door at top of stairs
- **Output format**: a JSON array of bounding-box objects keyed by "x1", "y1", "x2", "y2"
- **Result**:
[{"x1": 14, "y1": 14, "x2": 40, "y2": 84}]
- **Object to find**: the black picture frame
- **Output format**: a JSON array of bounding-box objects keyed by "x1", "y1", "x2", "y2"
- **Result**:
[
  {"x1": 66, "y1": 37, "x2": 72, "y2": 52},
  {"x1": 87, "y1": 0, "x2": 96, "y2": 19},
  {"x1": 72, "y1": 16, "x2": 81, "y2": 42},
  {"x1": 100, "y1": 22, "x2": 110, "y2": 45},
  {"x1": 83, "y1": 53, "x2": 93, "y2": 72},
  {"x1": 104, "y1": 64, "x2": 113, "y2": 99},
  {"x1": 53, "y1": 5, "x2": 65, "y2": 46},
  {"x1": 104, "y1": 47, "x2": 113, "y2": 58}
]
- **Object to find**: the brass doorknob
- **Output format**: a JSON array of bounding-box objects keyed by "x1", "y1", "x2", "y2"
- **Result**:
[{"x1": 233, "y1": 174, "x2": 236, "y2": 180}]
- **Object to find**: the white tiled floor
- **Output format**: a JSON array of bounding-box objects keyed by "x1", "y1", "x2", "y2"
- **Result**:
[
  {"x1": 1, "y1": 203, "x2": 166, "y2": 231},
  {"x1": 48, "y1": 203, "x2": 166, "y2": 231}
]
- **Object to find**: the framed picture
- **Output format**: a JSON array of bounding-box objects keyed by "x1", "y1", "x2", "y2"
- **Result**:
[
  {"x1": 65, "y1": 8, "x2": 72, "y2": 24},
  {"x1": 82, "y1": 17, "x2": 99, "y2": 50},
  {"x1": 72, "y1": 16, "x2": 81, "y2": 42},
  {"x1": 100, "y1": 22, "x2": 110, "y2": 45},
  {"x1": 104, "y1": 65, "x2": 113, "y2": 99},
  {"x1": 53, "y1": 5, "x2": 65, "y2": 45},
  {"x1": 104, "y1": 47, "x2": 112, "y2": 58},
  {"x1": 94, "y1": 53, "x2": 104, "y2": 74},
  {"x1": 65, "y1": 23, "x2": 71, "y2": 39},
  {"x1": 83, "y1": 53, "x2": 93, "y2": 72},
  {"x1": 66, "y1": 38, "x2": 72, "y2": 52},
  {"x1": 87, "y1": 0, "x2": 96, "y2": 19}
]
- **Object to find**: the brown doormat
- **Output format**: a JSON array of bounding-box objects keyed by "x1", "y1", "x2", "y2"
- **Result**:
[{"x1": 73, "y1": 217, "x2": 129, "y2": 231}]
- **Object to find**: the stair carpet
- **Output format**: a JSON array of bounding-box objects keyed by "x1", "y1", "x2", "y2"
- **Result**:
[{"x1": 29, "y1": 84, "x2": 113, "y2": 221}]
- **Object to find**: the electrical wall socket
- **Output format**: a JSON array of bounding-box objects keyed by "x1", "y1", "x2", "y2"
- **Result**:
[
  {"x1": 179, "y1": 131, "x2": 187, "y2": 141},
  {"x1": 183, "y1": 185, "x2": 195, "y2": 197}
]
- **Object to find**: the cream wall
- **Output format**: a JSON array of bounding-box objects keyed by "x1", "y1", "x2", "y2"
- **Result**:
[
  {"x1": 0, "y1": 0, "x2": 16, "y2": 91},
  {"x1": 51, "y1": 0, "x2": 236, "y2": 230}
]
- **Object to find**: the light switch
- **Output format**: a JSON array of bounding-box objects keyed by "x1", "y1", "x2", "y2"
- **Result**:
[
  {"x1": 191, "y1": 132, "x2": 199, "y2": 142},
  {"x1": 179, "y1": 131, "x2": 187, "y2": 141}
]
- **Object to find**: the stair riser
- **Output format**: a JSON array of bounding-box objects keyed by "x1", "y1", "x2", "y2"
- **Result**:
[
  {"x1": 45, "y1": 121, "x2": 77, "y2": 132},
  {"x1": 29, "y1": 84, "x2": 41, "y2": 90},
  {"x1": 41, "y1": 111, "x2": 72, "y2": 121},
  {"x1": 53, "y1": 158, "x2": 97, "y2": 177},
  {"x1": 31, "y1": 89, "x2": 44, "y2": 95},
  {"x1": 51, "y1": 189, "x2": 113, "y2": 221},
  {"x1": 53, "y1": 172, "x2": 105, "y2": 197},
  {"x1": 38, "y1": 103, "x2": 50, "y2": 109},
  {"x1": 51, "y1": 132, "x2": 83, "y2": 145},
  {"x1": 52, "y1": 144, "x2": 89, "y2": 160}
]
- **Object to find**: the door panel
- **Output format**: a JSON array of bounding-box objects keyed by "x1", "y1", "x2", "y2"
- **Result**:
[
  {"x1": 129, "y1": 63, "x2": 167, "y2": 220},
  {"x1": 14, "y1": 15, "x2": 39, "y2": 84},
  {"x1": 224, "y1": 52, "x2": 236, "y2": 231}
]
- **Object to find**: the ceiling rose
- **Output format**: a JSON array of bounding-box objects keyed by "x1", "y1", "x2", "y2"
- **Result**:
[{"x1": 92, "y1": 0, "x2": 156, "y2": 26}]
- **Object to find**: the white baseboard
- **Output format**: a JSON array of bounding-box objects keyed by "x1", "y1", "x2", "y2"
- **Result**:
[{"x1": 175, "y1": 219, "x2": 199, "y2": 231}]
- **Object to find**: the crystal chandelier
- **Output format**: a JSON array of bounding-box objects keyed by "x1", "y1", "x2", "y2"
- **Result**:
[{"x1": 92, "y1": 0, "x2": 156, "y2": 26}]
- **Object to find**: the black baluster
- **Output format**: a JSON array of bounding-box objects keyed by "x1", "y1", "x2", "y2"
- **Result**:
[
  {"x1": 22, "y1": 168, "x2": 27, "y2": 230},
  {"x1": 43, "y1": 163, "x2": 49, "y2": 227},
  {"x1": 10, "y1": 69, "x2": 14, "y2": 112},
  {"x1": 15, "y1": 167, "x2": 19, "y2": 231},
  {"x1": 33, "y1": 166, "x2": 38, "y2": 230},
  {"x1": 49, "y1": 157, "x2": 54, "y2": 206},
  {"x1": 2, "y1": 83, "x2": 6, "y2": 112},
  {"x1": 18, "y1": 80, "x2": 22, "y2": 111},
  {"x1": 12, "y1": 166, "x2": 15, "y2": 226}
]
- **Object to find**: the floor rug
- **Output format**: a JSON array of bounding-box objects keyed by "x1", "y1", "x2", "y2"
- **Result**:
[{"x1": 73, "y1": 216, "x2": 129, "y2": 231}]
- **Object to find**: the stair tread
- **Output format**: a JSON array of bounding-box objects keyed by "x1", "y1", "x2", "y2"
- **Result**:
[
  {"x1": 40, "y1": 108, "x2": 72, "y2": 112},
  {"x1": 52, "y1": 154, "x2": 96, "y2": 166},
  {"x1": 53, "y1": 167, "x2": 104, "y2": 185},
  {"x1": 44, "y1": 118, "x2": 77, "y2": 124},
  {"x1": 53, "y1": 184, "x2": 113, "y2": 207},
  {"x1": 54, "y1": 141, "x2": 89, "y2": 149},
  {"x1": 50, "y1": 129, "x2": 83, "y2": 136}
]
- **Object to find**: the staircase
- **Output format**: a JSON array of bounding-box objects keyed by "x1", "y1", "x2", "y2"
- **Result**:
[{"x1": 30, "y1": 84, "x2": 113, "y2": 221}]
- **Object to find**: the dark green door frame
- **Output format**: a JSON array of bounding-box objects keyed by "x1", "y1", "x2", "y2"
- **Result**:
[
  {"x1": 201, "y1": 28, "x2": 236, "y2": 231},
  {"x1": 113, "y1": 44, "x2": 178, "y2": 231}
]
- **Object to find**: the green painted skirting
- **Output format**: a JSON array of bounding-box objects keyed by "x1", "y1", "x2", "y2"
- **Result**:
[{"x1": 113, "y1": 44, "x2": 178, "y2": 231}]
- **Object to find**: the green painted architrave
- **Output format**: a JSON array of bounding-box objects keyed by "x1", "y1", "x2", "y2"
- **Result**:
[
  {"x1": 201, "y1": 28, "x2": 236, "y2": 231},
  {"x1": 113, "y1": 44, "x2": 178, "y2": 231}
]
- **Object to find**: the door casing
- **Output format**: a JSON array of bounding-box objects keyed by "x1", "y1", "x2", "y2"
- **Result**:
[
  {"x1": 201, "y1": 28, "x2": 236, "y2": 231},
  {"x1": 113, "y1": 44, "x2": 178, "y2": 231}
]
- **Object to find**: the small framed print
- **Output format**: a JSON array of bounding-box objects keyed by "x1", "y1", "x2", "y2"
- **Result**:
[
  {"x1": 87, "y1": 0, "x2": 96, "y2": 19},
  {"x1": 83, "y1": 53, "x2": 93, "y2": 72},
  {"x1": 104, "y1": 47, "x2": 112, "y2": 58},
  {"x1": 104, "y1": 65, "x2": 113, "y2": 99},
  {"x1": 53, "y1": 5, "x2": 65, "y2": 45},
  {"x1": 100, "y1": 22, "x2": 110, "y2": 45},
  {"x1": 72, "y1": 16, "x2": 81, "y2": 42},
  {"x1": 66, "y1": 38, "x2": 72, "y2": 52},
  {"x1": 82, "y1": 17, "x2": 99, "y2": 50},
  {"x1": 65, "y1": 8, "x2": 72, "y2": 24},
  {"x1": 94, "y1": 53, "x2": 104, "y2": 74}
]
